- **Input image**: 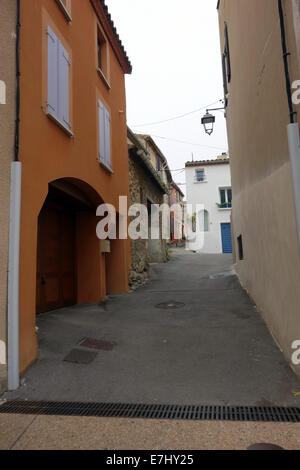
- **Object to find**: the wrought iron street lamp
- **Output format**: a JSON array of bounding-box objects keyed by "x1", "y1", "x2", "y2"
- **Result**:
[
  {"x1": 201, "y1": 112, "x2": 215, "y2": 136},
  {"x1": 201, "y1": 104, "x2": 226, "y2": 136}
]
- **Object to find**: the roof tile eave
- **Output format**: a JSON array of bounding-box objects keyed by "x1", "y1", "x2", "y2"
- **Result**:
[
  {"x1": 92, "y1": 0, "x2": 132, "y2": 74},
  {"x1": 185, "y1": 158, "x2": 230, "y2": 167}
]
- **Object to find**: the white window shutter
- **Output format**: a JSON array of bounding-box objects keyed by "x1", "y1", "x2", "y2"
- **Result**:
[
  {"x1": 58, "y1": 42, "x2": 70, "y2": 128},
  {"x1": 104, "y1": 108, "x2": 111, "y2": 167},
  {"x1": 98, "y1": 100, "x2": 106, "y2": 163},
  {"x1": 47, "y1": 26, "x2": 58, "y2": 115}
]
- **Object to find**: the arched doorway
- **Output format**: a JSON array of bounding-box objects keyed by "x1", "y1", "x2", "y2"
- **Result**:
[{"x1": 36, "y1": 178, "x2": 104, "y2": 314}]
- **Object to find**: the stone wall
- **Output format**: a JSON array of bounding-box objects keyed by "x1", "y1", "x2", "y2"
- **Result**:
[{"x1": 129, "y1": 153, "x2": 167, "y2": 289}]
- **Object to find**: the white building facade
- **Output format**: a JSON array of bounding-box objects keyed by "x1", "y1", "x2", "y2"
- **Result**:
[{"x1": 185, "y1": 157, "x2": 232, "y2": 254}]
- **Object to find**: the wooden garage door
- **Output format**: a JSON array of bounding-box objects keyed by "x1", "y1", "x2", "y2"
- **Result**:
[{"x1": 36, "y1": 202, "x2": 76, "y2": 313}]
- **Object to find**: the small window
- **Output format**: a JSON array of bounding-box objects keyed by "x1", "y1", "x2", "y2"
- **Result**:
[
  {"x1": 237, "y1": 235, "x2": 244, "y2": 260},
  {"x1": 195, "y1": 169, "x2": 205, "y2": 182},
  {"x1": 97, "y1": 28, "x2": 108, "y2": 77},
  {"x1": 219, "y1": 188, "x2": 232, "y2": 208}
]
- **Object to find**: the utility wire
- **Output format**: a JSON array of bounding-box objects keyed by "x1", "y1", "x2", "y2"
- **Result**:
[
  {"x1": 149, "y1": 134, "x2": 227, "y2": 150},
  {"x1": 157, "y1": 168, "x2": 184, "y2": 172},
  {"x1": 132, "y1": 99, "x2": 223, "y2": 127}
]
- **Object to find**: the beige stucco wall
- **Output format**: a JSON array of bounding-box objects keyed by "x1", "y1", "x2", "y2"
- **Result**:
[
  {"x1": 219, "y1": 0, "x2": 300, "y2": 376},
  {"x1": 0, "y1": 0, "x2": 16, "y2": 392}
]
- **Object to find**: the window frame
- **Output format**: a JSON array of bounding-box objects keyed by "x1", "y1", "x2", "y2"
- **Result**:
[
  {"x1": 195, "y1": 168, "x2": 206, "y2": 183},
  {"x1": 97, "y1": 25, "x2": 111, "y2": 90},
  {"x1": 219, "y1": 187, "x2": 232, "y2": 209}
]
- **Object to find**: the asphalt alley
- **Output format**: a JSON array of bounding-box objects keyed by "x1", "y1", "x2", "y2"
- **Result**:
[{"x1": 3, "y1": 248, "x2": 300, "y2": 406}]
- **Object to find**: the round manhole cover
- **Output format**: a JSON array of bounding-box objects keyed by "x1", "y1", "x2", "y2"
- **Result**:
[{"x1": 155, "y1": 302, "x2": 185, "y2": 310}]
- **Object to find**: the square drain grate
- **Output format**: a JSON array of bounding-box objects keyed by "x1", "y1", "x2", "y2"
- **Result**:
[
  {"x1": 79, "y1": 338, "x2": 116, "y2": 351},
  {"x1": 63, "y1": 348, "x2": 98, "y2": 365}
]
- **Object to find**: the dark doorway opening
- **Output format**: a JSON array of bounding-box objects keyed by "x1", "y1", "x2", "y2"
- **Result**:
[{"x1": 36, "y1": 181, "x2": 96, "y2": 314}]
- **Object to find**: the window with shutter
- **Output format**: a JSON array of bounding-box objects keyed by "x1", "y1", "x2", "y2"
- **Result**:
[
  {"x1": 222, "y1": 53, "x2": 228, "y2": 107},
  {"x1": 221, "y1": 22, "x2": 231, "y2": 109},
  {"x1": 104, "y1": 108, "x2": 111, "y2": 167},
  {"x1": 47, "y1": 26, "x2": 58, "y2": 115},
  {"x1": 98, "y1": 100, "x2": 105, "y2": 162},
  {"x1": 98, "y1": 100, "x2": 111, "y2": 169},
  {"x1": 58, "y1": 42, "x2": 70, "y2": 128},
  {"x1": 224, "y1": 23, "x2": 231, "y2": 83},
  {"x1": 47, "y1": 26, "x2": 71, "y2": 133}
]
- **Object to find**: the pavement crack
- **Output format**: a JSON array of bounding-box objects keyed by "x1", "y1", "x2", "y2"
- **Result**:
[{"x1": 9, "y1": 415, "x2": 38, "y2": 450}]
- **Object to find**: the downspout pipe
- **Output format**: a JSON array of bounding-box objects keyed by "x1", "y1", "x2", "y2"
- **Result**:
[
  {"x1": 7, "y1": 163, "x2": 21, "y2": 391},
  {"x1": 278, "y1": 0, "x2": 296, "y2": 124},
  {"x1": 278, "y1": 1, "x2": 300, "y2": 255},
  {"x1": 287, "y1": 124, "x2": 300, "y2": 256},
  {"x1": 7, "y1": 0, "x2": 21, "y2": 391}
]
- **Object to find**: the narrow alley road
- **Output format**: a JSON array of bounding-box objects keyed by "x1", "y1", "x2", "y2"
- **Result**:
[{"x1": 3, "y1": 248, "x2": 300, "y2": 407}]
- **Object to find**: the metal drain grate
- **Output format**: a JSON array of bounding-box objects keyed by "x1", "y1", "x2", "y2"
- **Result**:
[
  {"x1": 0, "y1": 401, "x2": 300, "y2": 422},
  {"x1": 155, "y1": 302, "x2": 185, "y2": 310}
]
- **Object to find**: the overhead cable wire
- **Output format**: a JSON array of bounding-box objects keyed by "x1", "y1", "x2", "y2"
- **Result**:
[
  {"x1": 148, "y1": 134, "x2": 227, "y2": 150},
  {"x1": 131, "y1": 99, "x2": 224, "y2": 127}
]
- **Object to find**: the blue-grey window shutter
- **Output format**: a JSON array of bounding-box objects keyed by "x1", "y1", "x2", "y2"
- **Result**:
[
  {"x1": 104, "y1": 108, "x2": 111, "y2": 167},
  {"x1": 58, "y1": 41, "x2": 70, "y2": 128},
  {"x1": 98, "y1": 100, "x2": 106, "y2": 163},
  {"x1": 47, "y1": 26, "x2": 58, "y2": 115}
]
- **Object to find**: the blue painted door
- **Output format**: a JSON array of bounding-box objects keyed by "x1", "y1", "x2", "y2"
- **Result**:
[{"x1": 221, "y1": 223, "x2": 233, "y2": 254}]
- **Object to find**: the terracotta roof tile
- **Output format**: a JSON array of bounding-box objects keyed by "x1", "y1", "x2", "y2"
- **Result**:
[
  {"x1": 91, "y1": 0, "x2": 132, "y2": 74},
  {"x1": 185, "y1": 158, "x2": 230, "y2": 167}
]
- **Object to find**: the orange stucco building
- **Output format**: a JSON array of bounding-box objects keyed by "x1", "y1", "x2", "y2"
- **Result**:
[{"x1": 16, "y1": 0, "x2": 132, "y2": 374}]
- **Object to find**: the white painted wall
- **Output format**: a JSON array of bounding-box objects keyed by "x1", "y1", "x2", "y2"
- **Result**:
[{"x1": 185, "y1": 162, "x2": 232, "y2": 253}]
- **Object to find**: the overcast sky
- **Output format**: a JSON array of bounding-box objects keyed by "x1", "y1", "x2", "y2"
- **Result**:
[{"x1": 105, "y1": 0, "x2": 228, "y2": 194}]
